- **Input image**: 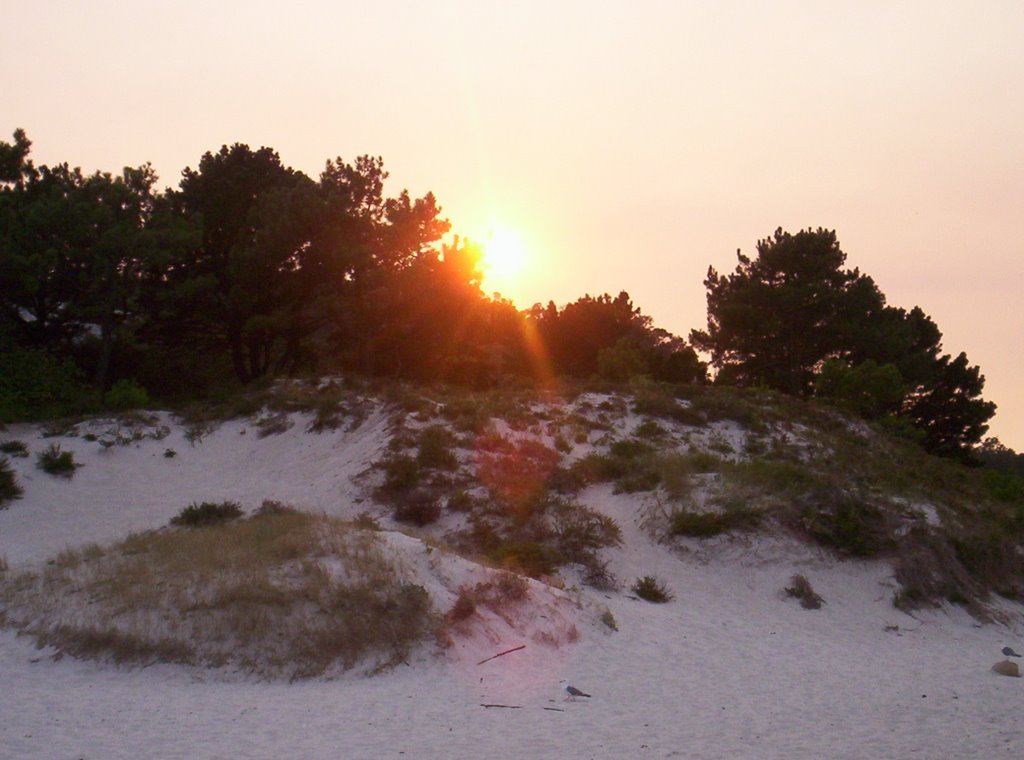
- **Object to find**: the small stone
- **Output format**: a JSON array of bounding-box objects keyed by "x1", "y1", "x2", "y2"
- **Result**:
[{"x1": 991, "y1": 659, "x2": 1021, "y2": 677}]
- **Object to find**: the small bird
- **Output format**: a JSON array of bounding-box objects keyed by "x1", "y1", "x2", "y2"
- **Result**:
[
  {"x1": 1002, "y1": 646, "x2": 1022, "y2": 658},
  {"x1": 560, "y1": 679, "x2": 591, "y2": 701}
]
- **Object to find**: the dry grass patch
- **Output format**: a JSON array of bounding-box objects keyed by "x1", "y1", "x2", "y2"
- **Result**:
[{"x1": 0, "y1": 513, "x2": 436, "y2": 679}]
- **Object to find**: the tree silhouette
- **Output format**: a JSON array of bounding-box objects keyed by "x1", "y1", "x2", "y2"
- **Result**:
[{"x1": 693, "y1": 227, "x2": 995, "y2": 458}]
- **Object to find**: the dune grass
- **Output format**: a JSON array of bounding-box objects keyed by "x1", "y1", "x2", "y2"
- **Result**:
[{"x1": 0, "y1": 512, "x2": 436, "y2": 678}]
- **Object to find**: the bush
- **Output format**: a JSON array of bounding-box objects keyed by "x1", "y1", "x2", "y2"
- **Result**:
[
  {"x1": 170, "y1": 500, "x2": 245, "y2": 527},
  {"x1": 0, "y1": 440, "x2": 28, "y2": 457},
  {"x1": 0, "y1": 338, "x2": 95, "y2": 422},
  {"x1": 36, "y1": 444, "x2": 78, "y2": 478},
  {"x1": 0, "y1": 458, "x2": 24, "y2": 507},
  {"x1": 670, "y1": 506, "x2": 761, "y2": 537},
  {"x1": 632, "y1": 575, "x2": 673, "y2": 603},
  {"x1": 798, "y1": 491, "x2": 890, "y2": 557},
  {"x1": 599, "y1": 609, "x2": 618, "y2": 630},
  {"x1": 785, "y1": 574, "x2": 825, "y2": 609},
  {"x1": 446, "y1": 490, "x2": 476, "y2": 513},
  {"x1": 489, "y1": 541, "x2": 558, "y2": 578},
  {"x1": 417, "y1": 425, "x2": 458, "y2": 470},
  {"x1": 392, "y1": 491, "x2": 442, "y2": 526},
  {"x1": 380, "y1": 454, "x2": 422, "y2": 493},
  {"x1": 104, "y1": 379, "x2": 150, "y2": 411}
]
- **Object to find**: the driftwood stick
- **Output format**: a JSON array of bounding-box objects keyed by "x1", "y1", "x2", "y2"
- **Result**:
[
  {"x1": 480, "y1": 704, "x2": 522, "y2": 709},
  {"x1": 542, "y1": 707, "x2": 566, "y2": 712},
  {"x1": 476, "y1": 644, "x2": 526, "y2": 666}
]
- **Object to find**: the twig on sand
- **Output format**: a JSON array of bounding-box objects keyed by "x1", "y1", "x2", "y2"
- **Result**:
[
  {"x1": 481, "y1": 704, "x2": 522, "y2": 709},
  {"x1": 476, "y1": 644, "x2": 526, "y2": 666},
  {"x1": 542, "y1": 707, "x2": 565, "y2": 712}
]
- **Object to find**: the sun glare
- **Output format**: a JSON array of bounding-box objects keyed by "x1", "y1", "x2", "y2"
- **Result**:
[{"x1": 482, "y1": 227, "x2": 528, "y2": 281}]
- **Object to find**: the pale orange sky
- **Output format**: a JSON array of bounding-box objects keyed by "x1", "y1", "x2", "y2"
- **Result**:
[{"x1": 4, "y1": 1, "x2": 1022, "y2": 448}]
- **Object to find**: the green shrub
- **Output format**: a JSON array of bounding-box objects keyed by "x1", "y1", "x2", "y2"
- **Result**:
[
  {"x1": 670, "y1": 506, "x2": 761, "y2": 537},
  {"x1": 417, "y1": 426, "x2": 458, "y2": 470},
  {"x1": 599, "y1": 609, "x2": 618, "y2": 631},
  {"x1": 446, "y1": 490, "x2": 476, "y2": 513},
  {"x1": 983, "y1": 469, "x2": 1024, "y2": 504},
  {"x1": 170, "y1": 500, "x2": 245, "y2": 527},
  {"x1": 632, "y1": 390, "x2": 698, "y2": 423},
  {"x1": 634, "y1": 419, "x2": 668, "y2": 441},
  {"x1": 0, "y1": 457, "x2": 24, "y2": 507},
  {"x1": 785, "y1": 574, "x2": 825, "y2": 609},
  {"x1": 0, "y1": 339, "x2": 95, "y2": 422},
  {"x1": 489, "y1": 541, "x2": 558, "y2": 578},
  {"x1": 0, "y1": 440, "x2": 28, "y2": 457},
  {"x1": 104, "y1": 379, "x2": 150, "y2": 411},
  {"x1": 798, "y1": 491, "x2": 889, "y2": 557},
  {"x1": 36, "y1": 444, "x2": 79, "y2": 478},
  {"x1": 551, "y1": 501, "x2": 623, "y2": 561},
  {"x1": 632, "y1": 575, "x2": 673, "y2": 603},
  {"x1": 380, "y1": 454, "x2": 422, "y2": 493},
  {"x1": 392, "y1": 492, "x2": 442, "y2": 526},
  {"x1": 254, "y1": 499, "x2": 299, "y2": 516}
]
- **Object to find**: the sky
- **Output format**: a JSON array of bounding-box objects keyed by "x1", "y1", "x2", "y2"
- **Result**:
[{"x1": 3, "y1": 0, "x2": 1022, "y2": 448}]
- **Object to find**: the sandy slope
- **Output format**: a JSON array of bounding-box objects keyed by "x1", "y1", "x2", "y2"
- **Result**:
[{"x1": 1, "y1": 410, "x2": 1022, "y2": 759}]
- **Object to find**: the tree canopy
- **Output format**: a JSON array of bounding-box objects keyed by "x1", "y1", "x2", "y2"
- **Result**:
[
  {"x1": 691, "y1": 227, "x2": 995, "y2": 458},
  {"x1": 0, "y1": 130, "x2": 1002, "y2": 463}
]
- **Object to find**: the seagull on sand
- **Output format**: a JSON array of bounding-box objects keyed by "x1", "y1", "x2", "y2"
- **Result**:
[
  {"x1": 560, "y1": 679, "x2": 591, "y2": 701},
  {"x1": 1002, "y1": 646, "x2": 1022, "y2": 658}
]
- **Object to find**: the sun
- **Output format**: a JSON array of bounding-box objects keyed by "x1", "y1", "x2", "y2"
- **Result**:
[{"x1": 481, "y1": 227, "x2": 528, "y2": 281}]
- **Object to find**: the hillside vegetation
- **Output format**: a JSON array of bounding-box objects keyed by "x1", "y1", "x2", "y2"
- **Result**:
[{"x1": 1, "y1": 378, "x2": 1022, "y2": 677}]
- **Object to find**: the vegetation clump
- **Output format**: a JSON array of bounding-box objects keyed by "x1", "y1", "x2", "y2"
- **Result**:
[
  {"x1": 670, "y1": 506, "x2": 761, "y2": 537},
  {"x1": 36, "y1": 443, "x2": 79, "y2": 478},
  {"x1": 785, "y1": 574, "x2": 825, "y2": 610},
  {"x1": 0, "y1": 440, "x2": 28, "y2": 457},
  {"x1": 631, "y1": 575, "x2": 673, "y2": 603},
  {"x1": 170, "y1": 500, "x2": 245, "y2": 527},
  {"x1": 0, "y1": 512, "x2": 436, "y2": 678},
  {"x1": 0, "y1": 457, "x2": 24, "y2": 507}
]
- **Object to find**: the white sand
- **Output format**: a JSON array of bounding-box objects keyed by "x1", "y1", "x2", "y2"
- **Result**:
[{"x1": 2, "y1": 411, "x2": 1022, "y2": 759}]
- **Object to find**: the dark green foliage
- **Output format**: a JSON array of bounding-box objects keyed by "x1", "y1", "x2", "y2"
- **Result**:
[
  {"x1": 692, "y1": 227, "x2": 994, "y2": 458},
  {"x1": 489, "y1": 541, "x2": 558, "y2": 577},
  {"x1": 392, "y1": 491, "x2": 442, "y2": 526},
  {"x1": 36, "y1": 444, "x2": 78, "y2": 478},
  {"x1": 797, "y1": 491, "x2": 889, "y2": 557},
  {"x1": 785, "y1": 574, "x2": 825, "y2": 609},
  {"x1": 104, "y1": 379, "x2": 149, "y2": 411},
  {"x1": 977, "y1": 438, "x2": 1024, "y2": 478},
  {"x1": 0, "y1": 440, "x2": 28, "y2": 457},
  {"x1": 634, "y1": 419, "x2": 668, "y2": 441},
  {"x1": 983, "y1": 469, "x2": 1024, "y2": 504},
  {"x1": 170, "y1": 500, "x2": 244, "y2": 527},
  {"x1": 670, "y1": 507, "x2": 761, "y2": 537},
  {"x1": 527, "y1": 292, "x2": 706, "y2": 383},
  {"x1": 446, "y1": 490, "x2": 476, "y2": 512},
  {"x1": 633, "y1": 389, "x2": 702, "y2": 424},
  {"x1": 726, "y1": 459, "x2": 823, "y2": 494},
  {"x1": 0, "y1": 457, "x2": 23, "y2": 506},
  {"x1": 551, "y1": 501, "x2": 623, "y2": 565},
  {"x1": 0, "y1": 338, "x2": 95, "y2": 422},
  {"x1": 417, "y1": 425, "x2": 458, "y2": 470},
  {"x1": 380, "y1": 454, "x2": 422, "y2": 493},
  {"x1": 816, "y1": 359, "x2": 905, "y2": 419},
  {"x1": 692, "y1": 228, "x2": 870, "y2": 397},
  {"x1": 631, "y1": 575, "x2": 673, "y2": 603}
]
